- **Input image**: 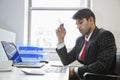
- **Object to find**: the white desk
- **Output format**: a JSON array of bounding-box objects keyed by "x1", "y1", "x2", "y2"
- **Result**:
[{"x1": 0, "y1": 61, "x2": 69, "y2": 80}]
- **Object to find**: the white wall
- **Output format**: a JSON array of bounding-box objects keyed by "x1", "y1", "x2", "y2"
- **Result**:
[
  {"x1": 92, "y1": 0, "x2": 120, "y2": 52},
  {"x1": 0, "y1": 0, "x2": 24, "y2": 45},
  {"x1": 0, "y1": 0, "x2": 120, "y2": 51}
]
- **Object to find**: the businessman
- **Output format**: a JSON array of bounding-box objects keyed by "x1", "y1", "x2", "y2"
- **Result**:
[{"x1": 55, "y1": 8, "x2": 117, "y2": 80}]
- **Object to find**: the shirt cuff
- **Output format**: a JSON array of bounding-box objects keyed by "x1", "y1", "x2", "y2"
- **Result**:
[
  {"x1": 74, "y1": 67, "x2": 79, "y2": 75},
  {"x1": 74, "y1": 67, "x2": 81, "y2": 79},
  {"x1": 57, "y1": 43, "x2": 65, "y2": 49}
]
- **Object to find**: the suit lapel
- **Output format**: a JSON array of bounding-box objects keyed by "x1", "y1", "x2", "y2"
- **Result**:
[{"x1": 87, "y1": 27, "x2": 100, "y2": 49}]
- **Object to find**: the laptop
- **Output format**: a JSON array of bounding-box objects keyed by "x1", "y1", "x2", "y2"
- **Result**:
[{"x1": 1, "y1": 41, "x2": 45, "y2": 68}]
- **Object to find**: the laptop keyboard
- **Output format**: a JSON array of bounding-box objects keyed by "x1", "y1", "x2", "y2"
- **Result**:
[{"x1": 44, "y1": 67, "x2": 67, "y2": 73}]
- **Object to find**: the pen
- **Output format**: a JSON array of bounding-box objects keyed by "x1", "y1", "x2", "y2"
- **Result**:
[
  {"x1": 51, "y1": 65, "x2": 63, "y2": 67},
  {"x1": 58, "y1": 19, "x2": 65, "y2": 31}
]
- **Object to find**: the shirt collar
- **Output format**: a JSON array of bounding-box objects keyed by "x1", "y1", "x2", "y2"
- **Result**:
[{"x1": 85, "y1": 31, "x2": 93, "y2": 42}]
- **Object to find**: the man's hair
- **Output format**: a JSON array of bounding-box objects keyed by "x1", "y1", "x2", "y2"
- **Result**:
[{"x1": 72, "y1": 8, "x2": 96, "y2": 23}]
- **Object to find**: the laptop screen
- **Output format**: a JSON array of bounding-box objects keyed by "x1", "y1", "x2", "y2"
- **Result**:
[{"x1": 1, "y1": 41, "x2": 22, "y2": 63}]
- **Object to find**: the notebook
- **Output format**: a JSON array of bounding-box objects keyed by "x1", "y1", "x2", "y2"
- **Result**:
[{"x1": 1, "y1": 41, "x2": 45, "y2": 68}]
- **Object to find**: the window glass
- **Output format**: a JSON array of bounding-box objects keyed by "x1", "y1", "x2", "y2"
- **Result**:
[{"x1": 30, "y1": 10, "x2": 80, "y2": 48}]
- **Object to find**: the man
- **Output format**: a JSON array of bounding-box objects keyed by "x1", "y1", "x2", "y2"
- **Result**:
[{"x1": 55, "y1": 8, "x2": 117, "y2": 80}]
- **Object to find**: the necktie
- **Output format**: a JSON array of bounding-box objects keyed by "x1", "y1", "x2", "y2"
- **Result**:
[{"x1": 80, "y1": 40, "x2": 88, "y2": 62}]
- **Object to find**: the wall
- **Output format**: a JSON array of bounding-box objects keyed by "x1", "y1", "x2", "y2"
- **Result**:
[{"x1": 0, "y1": 0, "x2": 24, "y2": 44}]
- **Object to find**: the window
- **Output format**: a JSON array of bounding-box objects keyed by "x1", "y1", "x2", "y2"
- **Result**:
[{"x1": 28, "y1": 0, "x2": 90, "y2": 48}]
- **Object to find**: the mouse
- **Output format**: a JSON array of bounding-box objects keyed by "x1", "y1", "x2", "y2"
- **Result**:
[{"x1": 40, "y1": 60, "x2": 49, "y2": 64}]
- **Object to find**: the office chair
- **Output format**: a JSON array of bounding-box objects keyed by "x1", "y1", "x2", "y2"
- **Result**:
[{"x1": 83, "y1": 54, "x2": 120, "y2": 80}]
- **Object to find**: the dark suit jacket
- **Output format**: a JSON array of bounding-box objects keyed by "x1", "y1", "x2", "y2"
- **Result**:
[{"x1": 56, "y1": 27, "x2": 117, "y2": 78}]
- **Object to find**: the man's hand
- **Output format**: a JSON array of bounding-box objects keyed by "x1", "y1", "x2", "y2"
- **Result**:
[{"x1": 56, "y1": 24, "x2": 66, "y2": 44}]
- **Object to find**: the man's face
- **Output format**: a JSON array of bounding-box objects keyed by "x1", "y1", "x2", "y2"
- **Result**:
[{"x1": 76, "y1": 18, "x2": 92, "y2": 36}]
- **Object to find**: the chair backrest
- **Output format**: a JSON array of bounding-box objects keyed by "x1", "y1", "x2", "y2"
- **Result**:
[{"x1": 115, "y1": 54, "x2": 120, "y2": 75}]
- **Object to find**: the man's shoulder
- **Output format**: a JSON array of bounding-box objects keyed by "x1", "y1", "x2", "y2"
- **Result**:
[
  {"x1": 99, "y1": 28, "x2": 113, "y2": 35},
  {"x1": 92, "y1": 27, "x2": 114, "y2": 41},
  {"x1": 97, "y1": 28, "x2": 115, "y2": 40}
]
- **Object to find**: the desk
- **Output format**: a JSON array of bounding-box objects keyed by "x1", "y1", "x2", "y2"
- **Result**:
[{"x1": 0, "y1": 61, "x2": 69, "y2": 80}]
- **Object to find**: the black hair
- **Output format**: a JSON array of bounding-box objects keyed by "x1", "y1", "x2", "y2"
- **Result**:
[{"x1": 72, "y1": 8, "x2": 96, "y2": 23}]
